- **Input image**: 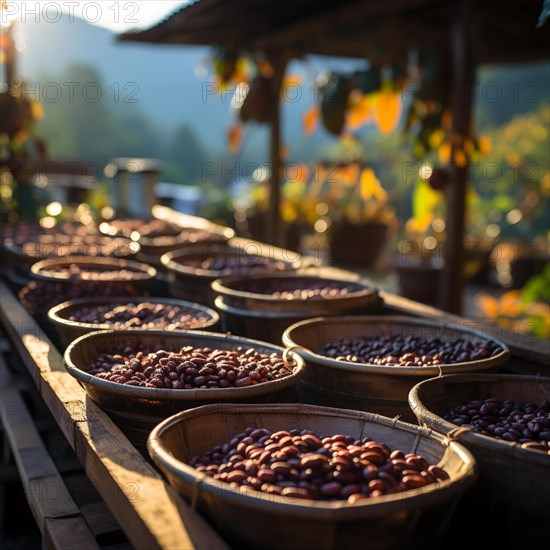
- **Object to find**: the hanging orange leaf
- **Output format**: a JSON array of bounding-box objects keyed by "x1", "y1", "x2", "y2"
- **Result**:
[
  {"x1": 227, "y1": 123, "x2": 243, "y2": 153},
  {"x1": 339, "y1": 163, "x2": 360, "y2": 187},
  {"x1": 453, "y1": 147, "x2": 467, "y2": 168},
  {"x1": 478, "y1": 135, "x2": 492, "y2": 155},
  {"x1": 258, "y1": 59, "x2": 274, "y2": 78},
  {"x1": 463, "y1": 138, "x2": 475, "y2": 155},
  {"x1": 359, "y1": 168, "x2": 387, "y2": 201},
  {"x1": 405, "y1": 213, "x2": 434, "y2": 234},
  {"x1": 428, "y1": 129, "x2": 445, "y2": 149},
  {"x1": 500, "y1": 290, "x2": 522, "y2": 317},
  {"x1": 372, "y1": 90, "x2": 402, "y2": 134},
  {"x1": 477, "y1": 294, "x2": 499, "y2": 318},
  {"x1": 441, "y1": 110, "x2": 452, "y2": 131},
  {"x1": 286, "y1": 163, "x2": 309, "y2": 185},
  {"x1": 303, "y1": 106, "x2": 319, "y2": 136},
  {"x1": 438, "y1": 142, "x2": 452, "y2": 164},
  {"x1": 346, "y1": 92, "x2": 372, "y2": 130},
  {"x1": 283, "y1": 74, "x2": 304, "y2": 87}
]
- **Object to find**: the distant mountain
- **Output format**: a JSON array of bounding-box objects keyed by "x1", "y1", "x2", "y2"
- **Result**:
[
  {"x1": 13, "y1": 14, "x2": 333, "y2": 157},
  {"x1": 15, "y1": 14, "x2": 231, "y2": 151}
]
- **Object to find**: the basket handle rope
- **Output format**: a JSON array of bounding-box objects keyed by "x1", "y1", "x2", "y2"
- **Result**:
[
  {"x1": 442, "y1": 426, "x2": 473, "y2": 447},
  {"x1": 390, "y1": 415, "x2": 401, "y2": 429},
  {"x1": 410, "y1": 432, "x2": 421, "y2": 454}
]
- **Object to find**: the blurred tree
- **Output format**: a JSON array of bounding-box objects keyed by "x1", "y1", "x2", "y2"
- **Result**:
[{"x1": 166, "y1": 124, "x2": 208, "y2": 183}]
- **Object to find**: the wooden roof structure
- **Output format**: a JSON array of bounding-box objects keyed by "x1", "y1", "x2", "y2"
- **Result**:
[
  {"x1": 119, "y1": 0, "x2": 550, "y2": 314},
  {"x1": 120, "y1": 0, "x2": 549, "y2": 64}
]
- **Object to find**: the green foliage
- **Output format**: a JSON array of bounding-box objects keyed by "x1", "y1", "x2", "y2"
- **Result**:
[
  {"x1": 473, "y1": 105, "x2": 549, "y2": 244},
  {"x1": 521, "y1": 263, "x2": 550, "y2": 305}
]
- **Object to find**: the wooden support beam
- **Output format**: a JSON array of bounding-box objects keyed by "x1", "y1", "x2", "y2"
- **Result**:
[
  {"x1": 441, "y1": 0, "x2": 476, "y2": 314},
  {"x1": 266, "y1": 52, "x2": 290, "y2": 246}
]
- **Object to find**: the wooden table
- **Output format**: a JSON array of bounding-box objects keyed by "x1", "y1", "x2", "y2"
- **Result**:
[
  {"x1": 1, "y1": 265, "x2": 548, "y2": 549},
  {"x1": 0, "y1": 280, "x2": 228, "y2": 550}
]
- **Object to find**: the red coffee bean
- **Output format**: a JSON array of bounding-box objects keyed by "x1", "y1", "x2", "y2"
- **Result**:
[{"x1": 190, "y1": 428, "x2": 450, "y2": 502}]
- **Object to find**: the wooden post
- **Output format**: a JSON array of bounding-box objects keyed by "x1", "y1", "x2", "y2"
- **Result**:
[
  {"x1": 441, "y1": 0, "x2": 476, "y2": 314},
  {"x1": 4, "y1": 23, "x2": 16, "y2": 86},
  {"x1": 266, "y1": 53, "x2": 289, "y2": 246}
]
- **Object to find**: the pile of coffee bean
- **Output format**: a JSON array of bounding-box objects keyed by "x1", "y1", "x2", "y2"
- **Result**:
[
  {"x1": 69, "y1": 301, "x2": 212, "y2": 330},
  {"x1": 102, "y1": 218, "x2": 184, "y2": 238},
  {"x1": 1, "y1": 221, "x2": 96, "y2": 242},
  {"x1": 183, "y1": 254, "x2": 288, "y2": 276},
  {"x1": 18, "y1": 236, "x2": 137, "y2": 259},
  {"x1": 270, "y1": 286, "x2": 350, "y2": 300},
  {"x1": 41, "y1": 263, "x2": 150, "y2": 281},
  {"x1": 21, "y1": 281, "x2": 140, "y2": 314},
  {"x1": 101, "y1": 218, "x2": 218, "y2": 245},
  {"x1": 90, "y1": 345, "x2": 296, "y2": 389},
  {"x1": 322, "y1": 335, "x2": 503, "y2": 366},
  {"x1": 445, "y1": 398, "x2": 550, "y2": 454},
  {"x1": 190, "y1": 428, "x2": 450, "y2": 502}
]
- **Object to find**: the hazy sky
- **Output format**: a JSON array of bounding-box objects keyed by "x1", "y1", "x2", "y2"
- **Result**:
[{"x1": 3, "y1": 1, "x2": 185, "y2": 32}]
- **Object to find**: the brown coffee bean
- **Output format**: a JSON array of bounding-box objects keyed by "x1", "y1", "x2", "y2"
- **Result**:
[
  {"x1": 445, "y1": 398, "x2": 550, "y2": 453},
  {"x1": 271, "y1": 462, "x2": 292, "y2": 476},
  {"x1": 257, "y1": 469, "x2": 277, "y2": 483},
  {"x1": 320, "y1": 482, "x2": 342, "y2": 498},
  {"x1": 300, "y1": 453, "x2": 329, "y2": 469},
  {"x1": 281, "y1": 487, "x2": 312, "y2": 499},
  {"x1": 402, "y1": 475, "x2": 428, "y2": 489},
  {"x1": 226, "y1": 470, "x2": 247, "y2": 483},
  {"x1": 322, "y1": 334, "x2": 502, "y2": 366},
  {"x1": 427, "y1": 466, "x2": 450, "y2": 481}
]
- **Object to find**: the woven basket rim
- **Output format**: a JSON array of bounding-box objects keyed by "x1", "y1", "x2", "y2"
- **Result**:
[
  {"x1": 30, "y1": 256, "x2": 157, "y2": 283},
  {"x1": 48, "y1": 295, "x2": 220, "y2": 332},
  {"x1": 64, "y1": 329, "x2": 304, "y2": 401},
  {"x1": 282, "y1": 315, "x2": 511, "y2": 376},
  {"x1": 148, "y1": 402, "x2": 477, "y2": 518},
  {"x1": 3, "y1": 234, "x2": 140, "y2": 259},
  {"x1": 211, "y1": 273, "x2": 378, "y2": 304},
  {"x1": 98, "y1": 216, "x2": 235, "y2": 243},
  {"x1": 161, "y1": 242, "x2": 302, "y2": 278},
  {"x1": 408, "y1": 372, "x2": 550, "y2": 464},
  {"x1": 214, "y1": 296, "x2": 325, "y2": 320}
]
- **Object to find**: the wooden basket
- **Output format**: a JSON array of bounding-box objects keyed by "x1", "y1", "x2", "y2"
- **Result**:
[
  {"x1": 99, "y1": 214, "x2": 235, "y2": 258},
  {"x1": 48, "y1": 296, "x2": 220, "y2": 348},
  {"x1": 3, "y1": 235, "x2": 140, "y2": 273},
  {"x1": 64, "y1": 330, "x2": 304, "y2": 452},
  {"x1": 212, "y1": 273, "x2": 380, "y2": 344},
  {"x1": 162, "y1": 238, "x2": 302, "y2": 306},
  {"x1": 30, "y1": 256, "x2": 157, "y2": 290},
  {"x1": 211, "y1": 273, "x2": 379, "y2": 312},
  {"x1": 283, "y1": 316, "x2": 510, "y2": 422},
  {"x1": 148, "y1": 403, "x2": 476, "y2": 550},
  {"x1": 409, "y1": 373, "x2": 550, "y2": 546}
]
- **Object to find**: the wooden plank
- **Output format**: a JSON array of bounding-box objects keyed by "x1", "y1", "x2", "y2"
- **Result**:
[
  {"x1": 74, "y1": 411, "x2": 227, "y2": 550},
  {"x1": 80, "y1": 501, "x2": 121, "y2": 541},
  {"x1": 0, "y1": 281, "x2": 229, "y2": 550},
  {"x1": 44, "y1": 516, "x2": 100, "y2": 550},
  {"x1": 0, "y1": 354, "x2": 83, "y2": 532}
]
